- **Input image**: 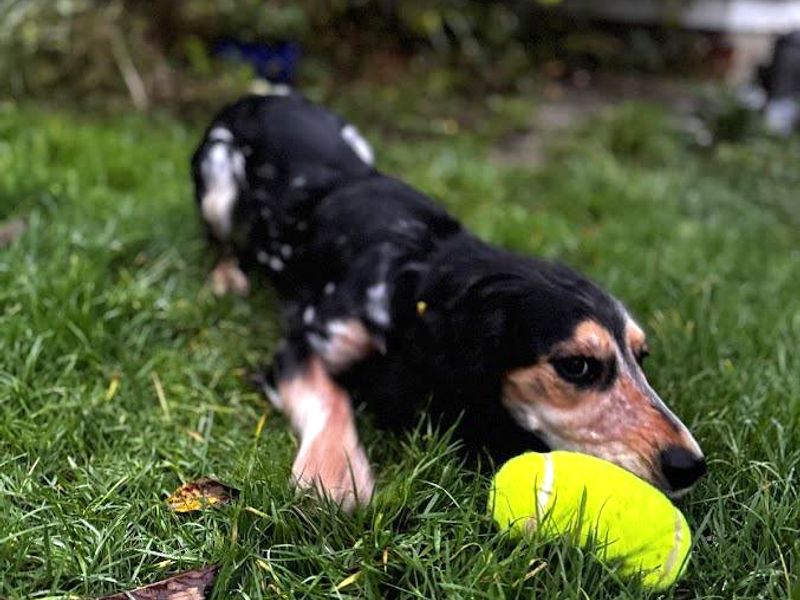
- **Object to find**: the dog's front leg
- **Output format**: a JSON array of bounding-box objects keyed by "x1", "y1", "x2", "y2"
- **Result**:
[{"x1": 277, "y1": 356, "x2": 374, "y2": 511}]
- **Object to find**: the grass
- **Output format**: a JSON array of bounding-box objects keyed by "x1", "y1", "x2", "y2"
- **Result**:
[{"x1": 0, "y1": 93, "x2": 798, "y2": 599}]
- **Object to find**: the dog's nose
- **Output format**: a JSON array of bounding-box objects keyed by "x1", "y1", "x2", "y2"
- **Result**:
[{"x1": 659, "y1": 445, "x2": 707, "y2": 491}]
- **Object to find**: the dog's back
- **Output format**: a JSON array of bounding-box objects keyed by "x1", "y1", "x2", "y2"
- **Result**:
[{"x1": 190, "y1": 92, "x2": 374, "y2": 245}]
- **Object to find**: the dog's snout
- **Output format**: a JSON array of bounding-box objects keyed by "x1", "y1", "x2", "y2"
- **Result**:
[{"x1": 659, "y1": 445, "x2": 707, "y2": 491}]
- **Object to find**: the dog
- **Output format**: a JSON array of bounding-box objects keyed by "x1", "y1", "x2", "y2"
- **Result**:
[{"x1": 191, "y1": 91, "x2": 706, "y2": 510}]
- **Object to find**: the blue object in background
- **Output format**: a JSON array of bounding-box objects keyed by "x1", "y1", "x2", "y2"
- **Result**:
[{"x1": 214, "y1": 40, "x2": 300, "y2": 84}]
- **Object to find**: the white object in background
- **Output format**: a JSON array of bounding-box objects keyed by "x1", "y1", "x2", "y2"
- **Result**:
[
  {"x1": 764, "y1": 97, "x2": 800, "y2": 135},
  {"x1": 561, "y1": 0, "x2": 800, "y2": 34}
]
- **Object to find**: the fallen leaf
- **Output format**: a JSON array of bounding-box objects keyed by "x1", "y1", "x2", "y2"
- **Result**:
[
  {"x1": 105, "y1": 374, "x2": 121, "y2": 402},
  {"x1": 0, "y1": 217, "x2": 26, "y2": 248},
  {"x1": 185, "y1": 430, "x2": 205, "y2": 443},
  {"x1": 335, "y1": 571, "x2": 362, "y2": 591},
  {"x1": 254, "y1": 413, "x2": 267, "y2": 439},
  {"x1": 102, "y1": 565, "x2": 217, "y2": 599},
  {"x1": 166, "y1": 478, "x2": 237, "y2": 513},
  {"x1": 255, "y1": 558, "x2": 272, "y2": 573}
]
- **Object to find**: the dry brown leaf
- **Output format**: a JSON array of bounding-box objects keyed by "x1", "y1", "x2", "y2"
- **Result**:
[
  {"x1": 0, "y1": 218, "x2": 27, "y2": 248},
  {"x1": 166, "y1": 478, "x2": 237, "y2": 513},
  {"x1": 102, "y1": 565, "x2": 217, "y2": 600}
]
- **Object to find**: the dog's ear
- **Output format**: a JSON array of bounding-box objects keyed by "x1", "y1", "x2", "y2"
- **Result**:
[
  {"x1": 473, "y1": 285, "x2": 535, "y2": 371},
  {"x1": 418, "y1": 274, "x2": 527, "y2": 378},
  {"x1": 472, "y1": 275, "x2": 584, "y2": 371}
]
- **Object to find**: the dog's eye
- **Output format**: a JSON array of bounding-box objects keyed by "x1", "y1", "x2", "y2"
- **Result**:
[{"x1": 551, "y1": 356, "x2": 604, "y2": 386}]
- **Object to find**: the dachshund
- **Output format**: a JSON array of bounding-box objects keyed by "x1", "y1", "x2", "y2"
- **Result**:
[{"x1": 191, "y1": 91, "x2": 706, "y2": 510}]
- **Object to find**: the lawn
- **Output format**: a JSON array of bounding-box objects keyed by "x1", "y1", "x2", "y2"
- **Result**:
[{"x1": 0, "y1": 93, "x2": 798, "y2": 599}]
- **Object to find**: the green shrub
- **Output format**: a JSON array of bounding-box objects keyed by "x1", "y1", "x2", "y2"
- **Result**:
[{"x1": 0, "y1": 0, "x2": 560, "y2": 108}]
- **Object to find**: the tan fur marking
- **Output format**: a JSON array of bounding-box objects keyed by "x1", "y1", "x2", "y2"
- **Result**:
[
  {"x1": 277, "y1": 358, "x2": 374, "y2": 511},
  {"x1": 506, "y1": 362, "x2": 573, "y2": 408},
  {"x1": 554, "y1": 320, "x2": 615, "y2": 359},
  {"x1": 626, "y1": 319, "x2": 647, "y2": 355}
]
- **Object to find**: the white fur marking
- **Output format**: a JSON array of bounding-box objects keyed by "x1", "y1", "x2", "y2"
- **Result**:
[
  {"x1": 367, "y1": 283, "x2": 386, "y2": 298},
  {"x1": 200, "y1": 142, "x2": 244, "y2": 240},
  {"x1": 201, "y1": 190, "x2": 236, "y2": 240},
  {"x1": 341, "y1": 124, "x2": 374, "y2": 165},
  {"x1": 208, "y1": 127, "x2": 233, "y2": 142},
  {"x1": 366, "y1": 282, "x2": 390, "y2": 326},
  {"x1": 307, "y1": 319, "x2": 373, "y2": 373},
  {"x1": 327, "y1": 320, "x2": 352, "y2": 338},
  {"x1": 295, "y1": 392, "x2": 330, "y2": 447},
  {"x1": 269, "y1": 257, "x2": 284, "y2": 272}
]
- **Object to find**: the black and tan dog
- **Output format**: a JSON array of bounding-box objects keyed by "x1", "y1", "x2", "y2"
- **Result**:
[{"x1": 191, "y1": 91, "x2": 706, "y2": 510}]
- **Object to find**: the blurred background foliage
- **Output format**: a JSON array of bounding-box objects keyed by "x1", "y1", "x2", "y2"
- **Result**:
[{"x1": 0, "y1": 0, "x2": 731, "y2": 117}]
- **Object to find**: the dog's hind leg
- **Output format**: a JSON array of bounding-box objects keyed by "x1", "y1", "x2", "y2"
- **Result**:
[{"x1": 209, "y1": 255, "x2": 250, "y2": 296}]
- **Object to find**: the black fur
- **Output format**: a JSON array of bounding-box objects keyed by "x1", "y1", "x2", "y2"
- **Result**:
[{"x1": 192, "y1": 93, "x2": 628, "y2": 463}]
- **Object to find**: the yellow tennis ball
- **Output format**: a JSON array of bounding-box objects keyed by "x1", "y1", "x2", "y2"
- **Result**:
[{"x1": 489, "y1": 451, "x2": 692, "y2": 590}]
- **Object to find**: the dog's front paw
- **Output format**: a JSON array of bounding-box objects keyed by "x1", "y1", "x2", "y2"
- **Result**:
[
  {"x1": 209, "y1": 258, "x2": 250, "y2": 296},
  {"x1": 292, "y1": 428, "x2": 374, "y2": 512}
]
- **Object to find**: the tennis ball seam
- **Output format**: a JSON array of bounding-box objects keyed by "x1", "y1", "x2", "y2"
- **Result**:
[
  {"x1": 536, "y1": 452, "x2": 555, "y2": 517},
  {"x1": 660, "y1": 507, "x2": 686, "y2": 583}
]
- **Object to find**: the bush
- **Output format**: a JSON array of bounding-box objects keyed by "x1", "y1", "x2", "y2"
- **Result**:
[{"x1": 0, "y1": 0, "x2": 560, "y2": 110}]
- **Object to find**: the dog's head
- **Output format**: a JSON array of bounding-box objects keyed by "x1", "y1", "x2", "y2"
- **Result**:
[{"x1": 439, "y1": 254, "x2": 706, "y2": 497}]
